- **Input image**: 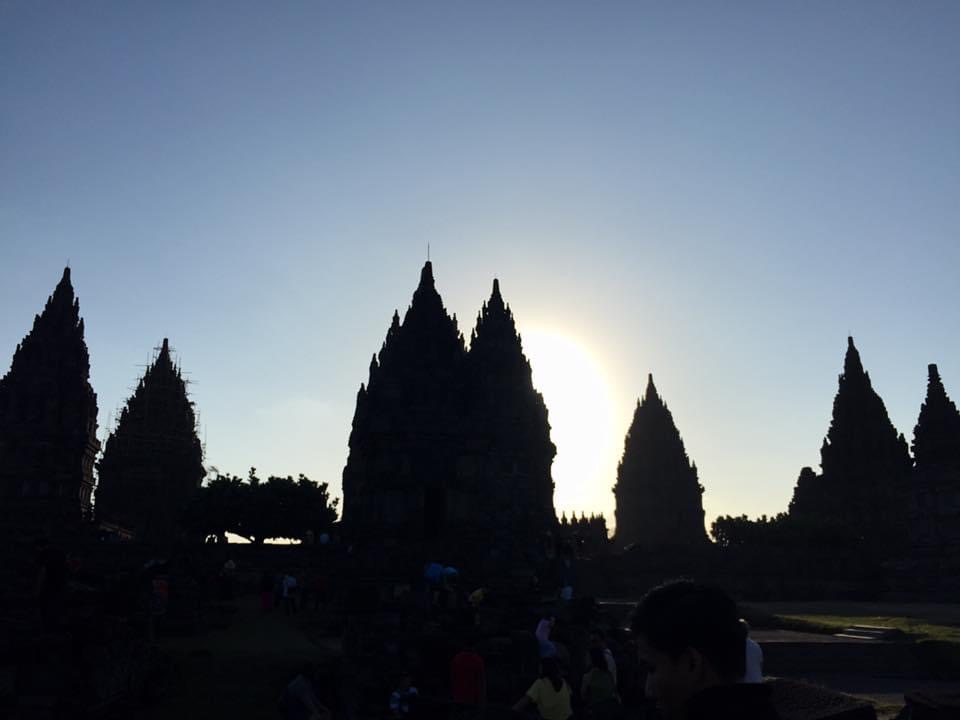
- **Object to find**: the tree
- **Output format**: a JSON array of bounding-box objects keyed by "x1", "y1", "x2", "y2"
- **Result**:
[
  {"x1": 182, "y1": 472, "x2": 245, "y2": 543},
  {"x1": 184, "y1": 468, "x2": 339, "y2": 544},
  {"x1": 710, "y1": 513, "x2": 787, "y2": 548}
]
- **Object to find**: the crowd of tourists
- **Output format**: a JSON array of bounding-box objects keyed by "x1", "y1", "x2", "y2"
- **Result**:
[{"x1": 279, "y1": 578, "x2": 773, "y2": 720}]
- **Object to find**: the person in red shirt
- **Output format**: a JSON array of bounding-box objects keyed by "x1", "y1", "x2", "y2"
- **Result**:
[{"x1": 451, "y1": 637, "x2": 487, "y2": 711}]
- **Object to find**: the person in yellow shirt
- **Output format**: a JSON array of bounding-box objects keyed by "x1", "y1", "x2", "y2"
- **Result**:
[{"x1": 512, "y1": 657, "x2": 572, "y2": 720}]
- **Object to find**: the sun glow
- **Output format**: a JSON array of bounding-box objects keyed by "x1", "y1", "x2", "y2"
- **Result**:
[{"x1": 521, "y1": 329, "x2": 618, "y2": 524}]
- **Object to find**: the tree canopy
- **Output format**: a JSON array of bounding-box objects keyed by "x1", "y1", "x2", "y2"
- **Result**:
[{"x1": 184, "y1": 467, "x2": 339, "y2": 544}]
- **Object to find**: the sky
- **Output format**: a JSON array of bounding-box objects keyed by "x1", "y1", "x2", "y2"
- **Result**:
[{"x1": 2, "y1": 2, "x2": 958, "y2": 534}]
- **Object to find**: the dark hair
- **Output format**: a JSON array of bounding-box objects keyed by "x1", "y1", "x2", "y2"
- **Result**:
[
  {"x1": 296, "y1": 662, "x2": 318, "y2": 681},
  {"x1": 589, "y1": 648, "x2": 608, "y2": 673},
  {"x1": 540, "y1": 656, "x2": 564, "y2": 692},
  {"x1": 630, "y1": 580, "x2": 746, "y2": 681},
  {"x1": 461, "y1": 630, "x2": 480, "y2": 649}
]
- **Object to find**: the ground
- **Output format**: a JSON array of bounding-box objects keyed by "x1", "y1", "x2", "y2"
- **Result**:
[
  {"x1": 137, "y1": 596, "x2": 960, "y2": 720},
  {"x1": 748, "y1": 601, "x2": 960, "y2": 720},
  {"x1": 750, "y1": 601, "x2": 960, "y2": 643},
  {"x1": 139, "y1": 592, "x2": 338, "y2": 719}
]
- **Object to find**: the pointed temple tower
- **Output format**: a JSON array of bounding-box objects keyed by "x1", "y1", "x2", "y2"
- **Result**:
[
  {"x1": 0, "y1": 268, "x2": 100, "y2": 526},
  {"x1": 466, "y1": 279, "x2": 557, "y2": 550},
  {"x1": 96, "y1": 339, "x2": 205, "y2": 543},
  {"x1": 789, "y1": 337, "x2": 911, "y2": 554},
  {"x1": 613, "y1": 374, "x2": 706, "y2": 549},
  {"x1": 342, "y1": 263, "x2": 557, "y2": 555},
  {"x1": 905, "y1": 364, "x2": 960, "y2": 591},
  {"x1": 912, "y1": 364, "x2": 960, "y2": 472},
  {"x1": 342, "y1": 261, "x2": 468, "y2": 541}
]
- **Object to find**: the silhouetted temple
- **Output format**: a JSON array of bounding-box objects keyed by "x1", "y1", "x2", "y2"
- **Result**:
[
  {"x1": 341, "y1": 262, "x2": 556, "y2": 557},
  {"x1": 559, "y1": 511, "x2": 611, "y2": 556},
  {"x1": 467, "y1": 279, "x2": 557, "y2": 548},
  {"x1": 96, "y1": 339, "x2": 205, "y2": 543},
  {"x1": 613, "y1": 374, "x2": 706, "y2": 549},
  {"x1": 905, "y1": 364, "x2": 960, "y2": 592},
  {"x1": 788, "y1": 337, "x2": 911, "y2": 555},
  {"x1": 0, "y1": 268, "x2": 100, "y2": 526}
]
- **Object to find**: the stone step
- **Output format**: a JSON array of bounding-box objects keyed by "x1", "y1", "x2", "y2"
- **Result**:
[
  {"x1": 833, "y1": 632, "x2": 882, "y2": 641},
  {"x1": 850, "y1": 624, "x2": 898, "y2": 632},
  {"x1": 834, "y1": 625, "x2": 902, "y2": 641}
]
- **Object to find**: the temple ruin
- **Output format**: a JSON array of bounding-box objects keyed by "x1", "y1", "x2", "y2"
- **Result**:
[
  {"x1": 904, "y1": 363, "x2": 960, "y2": 593},
  {"x1": 95, "y1": 338, "x2": 205, "y2": 543},
  {"x1": 613, "y1": 374, "x2": 706, "y2": 549},
  {"x1": 788, "y1": 337, "x2": 912, "y2": 556},
  {"x1": 341, "y1": 262, "x2": 556, "y2": 557},
  {"x1": 0, "y1": 268, "x2": 100, "y2": 528}
]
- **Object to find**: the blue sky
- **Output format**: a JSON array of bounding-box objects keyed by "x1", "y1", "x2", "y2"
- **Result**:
[{"x1": 2, "y1": 2, "x2": 958, "y2": 532}]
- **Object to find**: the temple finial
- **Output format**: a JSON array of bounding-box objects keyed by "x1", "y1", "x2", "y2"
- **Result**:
[
  {"x1": 419, "y1": 260, "x2": 434, "y2": 289},
  {"x1": 644, "y1": 373, "x2": 658, "y2": 402},
  {"x1": 844, "y1": 336, "x2": 864, "y2": 378}
]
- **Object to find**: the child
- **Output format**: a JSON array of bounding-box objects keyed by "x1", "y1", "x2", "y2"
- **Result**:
[{"x1": 389, "y1": 673, "x2": 419, "y2": 719}]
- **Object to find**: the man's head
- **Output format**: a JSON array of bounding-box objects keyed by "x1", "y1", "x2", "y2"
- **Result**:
[{"x1": 631, "y1": 580, "x2": 746, "y2": 720}]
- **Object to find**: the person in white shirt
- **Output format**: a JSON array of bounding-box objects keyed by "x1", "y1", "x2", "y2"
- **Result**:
[
  {"x1": 281, "y1": 664, "x2": 331, "y2": 720},
  {"x1": 282, "y1": 572, "x2": 298, "y2": 615},
  {"x1": 589, "y1": 629, "x2": 618, "y2": 686},
  {"x1": 739, "y1": 619, "x2": 763, "y2": 683},
  {"x1": 536, "y1": 615, "x2": 557, "y2": 658}
]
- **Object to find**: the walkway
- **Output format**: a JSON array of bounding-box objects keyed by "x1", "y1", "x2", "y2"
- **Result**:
[{"x1": 141, "y1": 592, "x2": 338, "y2": 719}]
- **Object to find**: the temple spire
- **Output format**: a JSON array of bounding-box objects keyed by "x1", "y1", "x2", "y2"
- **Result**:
[
  {"x1": 53, "y1": 265, "x2": 73, "y2": 297},
  {"x1": 0, "y1": 267, "x2": 99, "y2": 519},
  {"x1": 644, "y1": 373, "x2": 659, "y2": 404},
  {"x1": 912, "y1": 363, "x2": 960, "y2": 468},
  {"x1": 790, "y1": 336, "x2": 911, "y2": 555},
  {"x1": 489, "y1": 277, "x2": 504, "y2": 308},
  {"x1": 418, "y1": 260, "x2": 434, "y2": 290},
  {"x1": 342, "y1": 259, "x2": 467, "y2": 539},
  {"x1": 466, "y1": 275, "x2": 555, "y2": 550},
  {"x1": 844, "y1": 336, "x2": 865, "y2": 379},
  {"x1": 614, "y1": 374, "x2": 705, "y2": 549},
  {"x1": 96, "y1": 338, "x2": 204, "y2": 542}
]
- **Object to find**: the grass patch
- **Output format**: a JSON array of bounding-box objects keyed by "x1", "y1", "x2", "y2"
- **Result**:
[
  {"x1": 771, "y1": 614, "x2": 960, "y2": 644},
  {"x1": 746, "y1": 602, "x2": 960, "y2": 680}
]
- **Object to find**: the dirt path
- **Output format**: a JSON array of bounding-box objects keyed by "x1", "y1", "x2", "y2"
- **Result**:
[
  {"x1": 140, "y1": 593, "x2": 338, "y2": 719},
  {"x1": 776, "y1": 672, "x2": 960, "y2": 720}
]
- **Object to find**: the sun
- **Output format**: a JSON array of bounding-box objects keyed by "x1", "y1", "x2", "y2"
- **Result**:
[{"x1": 521, "y1": 328, "x2": 618, "y2": 522}]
